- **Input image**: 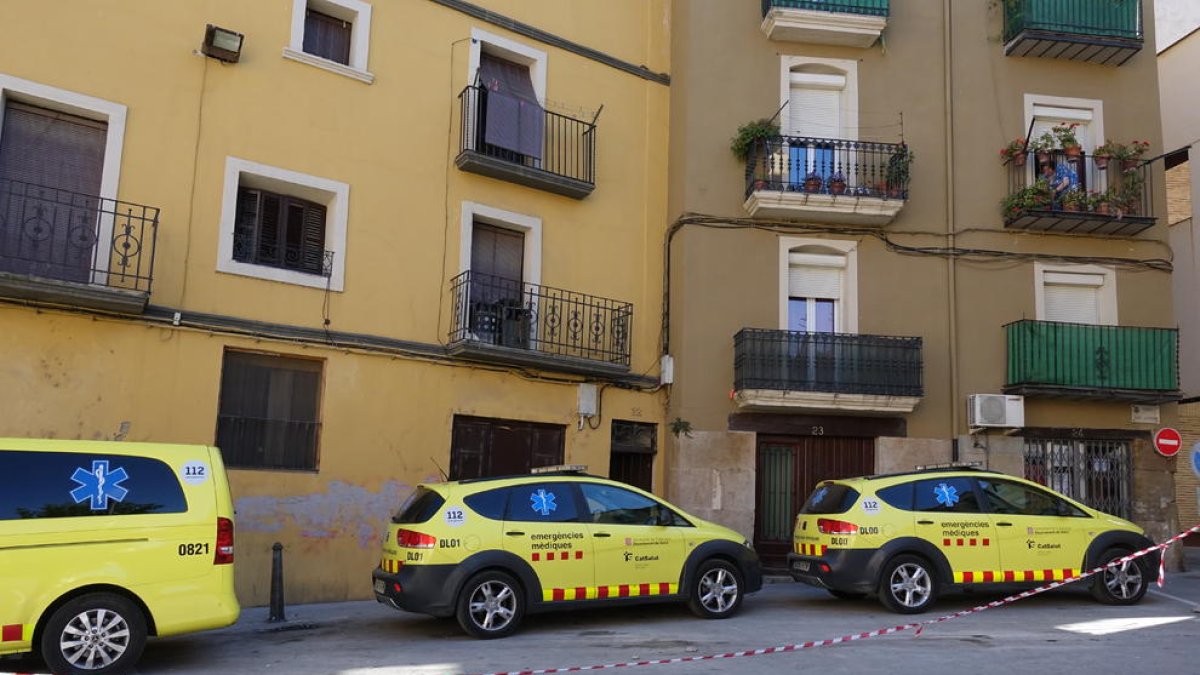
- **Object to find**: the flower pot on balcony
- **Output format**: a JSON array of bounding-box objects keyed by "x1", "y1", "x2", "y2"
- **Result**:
[
  {"x1": 1062, "y1": 202, "x2": 1080, "y2": 212},
  {"x1": 1063, "y1": 144, "x2": 1082, "y2": 158},
  {"x1": 1094, "y1": 155, "x2": 1110, "y2": 170},
  {"x1": 830, "y1": 180, "x2": 847, "y2": 195},
  {"x1": 804, "y1": 177, "x2": 822, "y2": 193},
  {"x1": 1010, "y1": 153, "x2": 1027, "y2": 167},
  {"x1": 753, "y1": 179, "x2": 768, "y2": 191},
  {"x1": 1094, "y1": 202, "x2": 1111, "y2": 215},
  {"x1": 1121, "y1": 159, "x2": 1139, "y2": 171}
]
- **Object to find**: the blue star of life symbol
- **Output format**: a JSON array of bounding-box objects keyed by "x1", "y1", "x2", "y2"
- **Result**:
[
  {"x1": 530, "y1": 488, "x2": 557, "y2": 517},
  {"x1": 934, "y1": 482, "x2": 959, "y2": 508},
  {"x1": 70, "y1": 460, "x2": 130, "y2": 511}
]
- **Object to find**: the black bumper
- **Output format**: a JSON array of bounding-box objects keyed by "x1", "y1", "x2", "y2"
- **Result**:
[
  {"x1": 372, "y1": 564, "x2": 458, "y2": 618},
  {"x1": 786, "y1": 549, "x2": 879, "y2": 595}
]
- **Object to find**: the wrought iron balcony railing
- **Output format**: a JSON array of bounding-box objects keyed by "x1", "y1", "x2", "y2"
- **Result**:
[
  {"x1": 761, "y1": 0, "x2": 888, "y2": 17},
  {"x1": 449, "y1": 270, "x2": 632, "y2": 368},
  {"x1": 745, "y1": 136, "x2": 911, "y2": 200},
  {"x1": 457, "y1": 85, "x2": 596, "y2": 199},
  {"x1": 0, "y1": 178, "x2": 159, "y2": 294},
  {"x1": 1003, "y1": 150, "x2": 1154, "y2": 236},
  {"x1": 1005, "y1": 320, "x2": 1179, "y2": 402},
  {"x1": 233, "y1": 231, "x2": 334, "y2": 278},
  {"x1": 734, "y1": 328, "x2": 923, "y2": 397},
  {"x1": 1003, "y1": 0, "x2": 1143, "y2": 65}
]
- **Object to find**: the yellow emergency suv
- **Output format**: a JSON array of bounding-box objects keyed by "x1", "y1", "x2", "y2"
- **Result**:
[
  {"x1": 0, "y1": 438, "x2": 240, "y2": 674},
  {"x1": 788, "y1": 467, "x2": 1156, "y2": 613},
  {"x1": 372, "y1": 467, "x2": 762, "y2": 638}
]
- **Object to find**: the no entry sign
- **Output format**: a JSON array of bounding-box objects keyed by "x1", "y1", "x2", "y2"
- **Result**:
[{"x1": 1153, "y1": 427, "x2": 1182, "y2": 458}]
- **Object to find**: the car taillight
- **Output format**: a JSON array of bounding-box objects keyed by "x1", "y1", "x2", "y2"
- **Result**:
[
  {"x1": 215, "y1": 517, "x2": 234, "y2": 565},
  {"x1": 817, "y1": 518, "x2": 858, "y2": 535},
  {"x1": 396, "y1": 529, "x2": 436, "y2": 549}
]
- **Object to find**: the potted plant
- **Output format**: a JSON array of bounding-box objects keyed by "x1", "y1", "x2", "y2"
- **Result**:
[
  {"x1": 1088, "y1": 190, "x2": 1112, "y2": 215},
  {"x1": 1028, "y1": 132, "x2": 1056, "y2": 163},
  {"x1": 1115, "y1": 140, "x2": 1150, "y2": 171},
  {"x1": 1116, "y1": 170, "x2": 1145, "y2": 214},
  {"x1": 1052, "y1": 122, "x2": 1082, "y2": 157},
  {"x1": 730, "y1": 118, "x2": 780, "y2": 162},
  {"x1": 1061, "y1": 188, "x2": 1087, "y2": 212},
  {"x1": 803, "y1": 170, "x2": 823, "y2": 193},
  {"x1": 999, "y1": 179, "x2": 1051, "y2": 220},
  {"x1": 885, "y1": 144, "x2": 913, "y2": 198},
  {"x1": 828, "y1": 170, "x2": 847, "y2": 195},
  {"x1": 1000, "y1": 137, "x2": 1027, "y2": 166},
  {"x1": 1092, "y1": 140, "x2": 1118, "y2": 170}
]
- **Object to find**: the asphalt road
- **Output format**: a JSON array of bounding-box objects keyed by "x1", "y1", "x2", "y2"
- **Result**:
[{"x1": 6, "y1": 564, "x2": 1200, "y2": 675}]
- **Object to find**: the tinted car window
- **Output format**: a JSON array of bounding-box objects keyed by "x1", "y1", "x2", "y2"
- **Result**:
[
  {"x1": 579, "y1": 483, "x2": 686, "y2": 526},
  {"x1": 978, "y1": 477, "x2": 1087, "y2": 517},
  {"x1": 912, "y1": 477, "x2": 983, "y2": 513},
  {"x1": 876, "y1": 482, "x2": 915, "y2": 510},
  {"x1": 505, "y1": 482, "x2": 580, "y2": 523},
  {"x1": 0, "y1": 450, "x2": 187, "y2": 520},
  {"x1": 800, "y1": 483, "x2": 860, "y2": 514},
  {"x1": 463, "y1": 487, "x2": 509, "y2": 520},
  {"x1": 392, "y1": 487, "x2": 446, "y2": 524}
]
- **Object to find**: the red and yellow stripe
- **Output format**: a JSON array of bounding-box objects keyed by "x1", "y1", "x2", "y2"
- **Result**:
[
  {"x1": 542, "y1": 582, "x2": 678, "y2": 602},
  {"x1": 532, "y1": 550, "x2": 584, "y2": 561},
  {"x1": 1, "y1": 623, "x2": 31, "y2": 643},
  {"x1": 954, "y1": 568, "x2": 1077, "y2": 583},
  {"x1": 380, "y1": 558, "x2": 403, "y2": 573},
  {"x1": 942, "y1": 537, "x2": 991, "y2": 547},
  {"x1": 795, "y1": 543, "x2": 827, "y2": 556}
]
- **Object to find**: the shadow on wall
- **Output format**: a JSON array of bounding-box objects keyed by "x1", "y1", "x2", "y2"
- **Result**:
[{"x1": 235, "y1": 480, "x2": 414, "y2": 549}]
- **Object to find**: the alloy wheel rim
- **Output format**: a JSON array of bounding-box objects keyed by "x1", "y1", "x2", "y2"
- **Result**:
[
  {"x1": 468, "y1": 580, "x2": 516, "y2": 631},
  {"x1": 60, "y1": 608, "x2": 130, "y2": 670},
  {"x1": 890, "y1": 563, "x2": 931, "y2": 608},
  {"x1": 699, "y1": 567, "x2": 738, "y2": 613},
  {"x1": 1104, "y1": 561, "x2": 1143, "y2": 599}
]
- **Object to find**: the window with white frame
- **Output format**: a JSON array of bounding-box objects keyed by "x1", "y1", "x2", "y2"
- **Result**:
[
  {"x1": 284, "y1": 0, "x2": 374, "y2": 83},
  {"x1": 457, "y1": 202, "x2": 541, "y2": 348},
  {"x1": 779, "y1": 57, "x2": 857, "y2": 188},
  {"x1": 217, "y1": 157, "x2": 349, "y2": 291},
  {"x1": 1034, "y1": 263, "x2": 1116, "y2": 325},
  {"x1": 779, "y1": 238, "x2": 857, "y2": 333},
  {"x1": 465, "y1": 29, "x2": 548, "y2": 165}
]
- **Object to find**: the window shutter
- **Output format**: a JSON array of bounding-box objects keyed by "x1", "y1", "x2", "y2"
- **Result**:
[
  {"x1": 1044, "y1": 276, "x2": 1101, "y2": 324},
  {"x1": 788, "y1": 72, "x2": 844, "y2": 139},
  {"x1": 300, "y1": 201, "x2": 327, "y2": 275},
  {"x1": 788, "y1": 252, "x2": 844, "y2": 300},
  {"x1": 304, "y1": 10, "x2": 352, "y2": 65},
  {"x1": 0, "y1": 101, "x2": 106, "y2": 194},
  {"x1": 233, "y1": 187, "x2": 261, "y2": 263},
  {"x1": 258, "y1": 192, "x2": 282, "y2": 265}
]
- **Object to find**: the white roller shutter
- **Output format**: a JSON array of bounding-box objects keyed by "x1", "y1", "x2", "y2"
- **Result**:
[
  {"x1": 788, "y1": 252, "x2": 844, "y2": 300},
  {"x1": 789, "y1": 72, "x2": 844, "y2": 139},
  {"x1": 1043, "y1": 272, "x2": 1102, "y2": 324}
]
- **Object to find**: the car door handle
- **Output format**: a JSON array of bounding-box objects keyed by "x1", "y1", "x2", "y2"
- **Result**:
[
  {"x1": 594, "y1": 532, "x2": 611, "y2": 538},
  {"x1": 917, "y1": 520, "x2": 934, "y2": 525},
  {"x1": 505, "y1": 531, "x2": 525, "y2": 537},
  {"x1": 996, "y1": 522, "x2": 1013, "y2": 527}
]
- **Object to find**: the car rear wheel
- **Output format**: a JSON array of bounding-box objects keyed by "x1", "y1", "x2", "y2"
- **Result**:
[
  {"x1": 456, "y1": 571, "x2": 524, "y2": 639},
  {"x1": 40, "y1": 592, "x2": 147, "y2": 675},
  {"x1": 879, "y1": 554, "x2": 937, "y2": 614},
  {"x1": 687, "y1": 559, "x2": 744, "y2": 619},
  {"x1": 1090, "y1": 548, "x2": 1148, "y2": 605}
]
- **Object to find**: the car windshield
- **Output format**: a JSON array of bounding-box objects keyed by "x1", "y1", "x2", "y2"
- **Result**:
[
  {"x1": 800, "y1": 483, "x2": 860, "y2": 514},
  {"x1": 391, "y1": 487, "x2": 445, "y2": 524}
]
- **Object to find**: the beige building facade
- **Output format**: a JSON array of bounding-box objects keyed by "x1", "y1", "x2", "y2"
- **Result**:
[
  {"x1": 665, "y1": 0, "x2": 1180, "y2": 569},
  {"x1": 0, "y1": 0, "x2": 670, "y2": 604}
]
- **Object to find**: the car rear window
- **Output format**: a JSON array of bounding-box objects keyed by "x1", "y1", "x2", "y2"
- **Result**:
[
  {"x1": 463, "y1": 487, "x2": 509, "y2": 520},
  {"x1": 0, "y1": 450, "x2": 188, "y2": 520},
  {"x1": 800, "y1": 482, "x2": 860, "y2": 514},
  {"x1": 392, "y1": 487, "x2": 445, "y2": 524},
  {"x1": 876, "y1": 482, "x2": 915, "y2": 510}
]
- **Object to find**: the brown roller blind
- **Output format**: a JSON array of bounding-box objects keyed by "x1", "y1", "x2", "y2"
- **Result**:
[{"x1": 0, "y1": 101, "x2": 106, "y2": 194}]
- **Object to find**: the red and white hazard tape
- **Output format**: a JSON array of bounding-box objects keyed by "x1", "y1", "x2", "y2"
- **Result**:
[{"x1": 474, "y1": 524, "x2": 1200, "y2": 675}]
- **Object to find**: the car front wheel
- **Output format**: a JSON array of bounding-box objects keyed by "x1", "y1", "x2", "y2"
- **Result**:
[
  {"x1": 1090, "y1": 548, "x2": 1148, "y2": 605},
  {"x1": 40, "y1": 592, "x2": 147, "y2": 675},
  {"x1": 687, "y1": 559, "x2": 744, "y2": 619},
  {"x1": 456, "y1": 571, "x2": 525, "y2": 639},
  {"x1": 879, "y1": 554, "x2": 938, "y2": 614}
]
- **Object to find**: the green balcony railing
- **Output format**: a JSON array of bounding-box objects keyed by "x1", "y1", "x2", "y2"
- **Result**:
[
  {"x1": 1003, "y1": 0, "x2": 1142, "y2": 43},
  {"x1": 761, "y1": 0, "x2": 888, "y2": 18},
  {"x1": 1005, "y1": 320, "x2": 1178, "y2": 401}
]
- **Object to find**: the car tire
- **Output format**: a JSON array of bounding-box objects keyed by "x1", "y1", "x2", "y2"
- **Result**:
[
  {"x1": 878, "y1": 554, "x2": 938, "y2": 614},
  {"x1": 40, "y1": 592, "x2": 147, "y2": 675},
  {"x1": 456, "y1": 570, "x2": 525, "y2": 639},
  {"x1": 1090, "y1": 548, "x2": 1148, "y2": 605},
  {"x1": 687, "y1": 559, "x2": 744, "y2": 619},
  {"x1": 827, "y1": 589, "x2": 867, "y2": 600}
]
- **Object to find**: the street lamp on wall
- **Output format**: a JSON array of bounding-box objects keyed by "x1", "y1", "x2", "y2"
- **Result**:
[{"x1": 202, "y1": 24, "x2": 244, "y2": 63}]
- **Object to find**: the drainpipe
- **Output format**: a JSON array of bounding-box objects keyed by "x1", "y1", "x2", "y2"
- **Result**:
[{"x1": 944, "y1": 0, "x2": 960, "y2": 443}]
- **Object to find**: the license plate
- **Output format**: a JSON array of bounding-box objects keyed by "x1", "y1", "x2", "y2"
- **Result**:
[
  {"x1": 374, "y1": 579, "x2": 386, "y2": 594},
  {"x1": 794, "y1": 561, "x2": 811, "y2": 572}
]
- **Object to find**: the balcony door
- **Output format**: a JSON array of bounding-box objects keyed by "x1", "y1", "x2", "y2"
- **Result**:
[
  {"x1": 787, "y1": 250, "x2": 843, "y2": 388},
  {"x1": 786, "y1": 67, "x2": 845, "y2": 187},
  {"x1": 470, "y1": 221, "x2": 527, "y2": 348},
  {"x1": 0, "y1": 101, "x2": 106, "y2": 282}
]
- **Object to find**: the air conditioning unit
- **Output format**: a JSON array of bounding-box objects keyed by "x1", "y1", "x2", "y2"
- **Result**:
[{"x1": 967, "y1": 394, "x2": 1025, "y2": 428}]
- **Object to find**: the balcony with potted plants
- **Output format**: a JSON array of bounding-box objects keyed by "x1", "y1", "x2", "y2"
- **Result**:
[
  {"x1": 738, "y1": 119, "x2": 912, "y2": 225},
  {"x1": 1000, "y1": 126, "x2": 1154, "y2": 236},
  {"x1": 732, "y1": 328, "x2": 924, "y2": 413},
  {"x1": 759, "y1": 0, "x2": 888, "y2": 48},
  {"x1": 446, "y1": 270, "x2": 633, "y2": 377},
  {"x1": 1004, "y1": 319, "x2": 1179, "y2": 403},
  {"x1": 1002, "y1": 0, "x2": 1143, "y2": 66},
  {"x1": 0, "y1": 178, "x2": 160, "y2": 314}
]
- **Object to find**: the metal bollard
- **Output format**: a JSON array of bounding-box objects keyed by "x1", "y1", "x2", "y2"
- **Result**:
[{"x1": 268, "y1": 542, "x2": 286, "y2": 622}]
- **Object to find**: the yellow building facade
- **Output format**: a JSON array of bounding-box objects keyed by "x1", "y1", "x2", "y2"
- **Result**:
[{"x1": 0, "y1": 0, "x2": 671, "y2": 604}]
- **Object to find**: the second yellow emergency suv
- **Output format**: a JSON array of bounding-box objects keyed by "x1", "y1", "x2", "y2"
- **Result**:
[
  {"x1": 372, "y1": 467, "x2": 762, "y2": 638},
  {"x1": 788, "y1": 467, "x2": 1157, "y2": 613}
]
